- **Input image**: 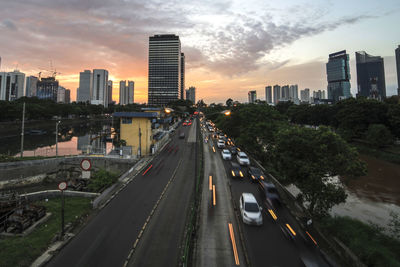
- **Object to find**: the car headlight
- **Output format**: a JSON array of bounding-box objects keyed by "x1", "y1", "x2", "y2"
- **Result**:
[
  {"x1": 231, "y1": 171, "x2": 235, "y2": 176},
  {"x1": 243, "y1": 213, "x2": 249, "y2": 218},
  {"x1": 251, "y1": 175, "x2": 255, "y2": 179},
  {"x1": 260, "y1": 175, "x2": 264, "y2": 180},
  {"x1": 239, "y1": 171, "x2": 244, "y2": 177}
]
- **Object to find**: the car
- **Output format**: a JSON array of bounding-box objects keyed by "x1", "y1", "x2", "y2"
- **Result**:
[
  {"x1": 239, "y1": 193, "x2": 263, "y2": 226},
  {"x1": 237, "y1": 152, "x2": 250, "y2": 165},
  {"x1": 218, "y1": 134, "x2": 225, "y2": 140},
  {"x1": 208, "y1": 126, "x2": 214, "y2": 132},
  {"x1": 179, "y1": 132, "x2": 185, "y2": 139},
  {"x1": 230, "y1": 146, "x2": 238, "y2": 156},
  {"x1": 217, "y1": 139, "x2": 225, "y2": 148},
  {"x1": 230, "y1": 162, "x2": 244, "y2": 178},
  {"x1": 182, "y1": 121, "x2": 188, "y2": 126},
  {"x1": 248, "y1": 166, "x2": 265, "y2": 182},
  {"x1": 221, "y1": 149, "x2": 232, "y2": 160},
  {"x1": 258, "y1": 181, "x2": 281, "y2": 207}
]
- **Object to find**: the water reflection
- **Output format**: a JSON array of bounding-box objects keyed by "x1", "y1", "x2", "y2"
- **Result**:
[{"x1": 0, "y1": 120, "x2": 113, "y2": 157}]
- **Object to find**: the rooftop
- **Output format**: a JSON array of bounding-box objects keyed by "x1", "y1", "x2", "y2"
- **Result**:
[{"x1": 113, "y1": 112, "x2": 158, "y2": 118}]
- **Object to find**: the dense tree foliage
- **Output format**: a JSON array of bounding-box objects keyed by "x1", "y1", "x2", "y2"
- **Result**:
[
  {"x1": 0, "y1": 97, "x2": 147, "y2": 121},
  {"x1": 204, "y1": 103, "x2": 367, "y2": 218}
]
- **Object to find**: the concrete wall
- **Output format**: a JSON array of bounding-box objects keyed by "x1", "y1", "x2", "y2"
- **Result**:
[{"x1": 0, "y1": 156, "x2": 136, "y2": 190}]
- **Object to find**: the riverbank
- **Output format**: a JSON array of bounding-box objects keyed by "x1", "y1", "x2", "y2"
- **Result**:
[{"x1": 354, "y1": 142, "x2": 400, "y2": 165}]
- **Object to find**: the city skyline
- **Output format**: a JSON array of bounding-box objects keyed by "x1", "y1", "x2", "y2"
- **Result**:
[{"x1": 0, "y1": 0, "x2": 399, "y2": 104}]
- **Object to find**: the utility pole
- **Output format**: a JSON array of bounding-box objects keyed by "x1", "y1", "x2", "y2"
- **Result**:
[
  {"x1": 20, "y1": 102, "x2": 25, "y2": 158},
  {"x1": 56, "y1": 121, "x2": 60, "y2": 157}
]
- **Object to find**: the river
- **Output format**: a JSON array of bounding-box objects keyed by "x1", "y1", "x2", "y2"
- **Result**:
[{"x1": 0, "y1": 119, "x2": 114, "y2": 157}]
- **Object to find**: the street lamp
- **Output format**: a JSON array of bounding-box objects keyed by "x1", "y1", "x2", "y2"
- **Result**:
[{"x1": 56, "y1": 120, "x2": 61, "y2": 157}]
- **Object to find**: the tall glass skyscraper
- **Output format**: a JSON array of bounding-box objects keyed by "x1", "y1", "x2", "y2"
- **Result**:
[
  {"x1": 356, "y1": 51, "x2": 386, "y2": 100},
  {"x1": 265, "y1": 86, "x2": 272, "y2": 103},
  {"x1": 148, "y1": 34, "x2": 182, "y2": 106},
  {"x1": 395, "y1": 45, "x2": 400, "y2": 96},
  {"x1": 273, "y1": 85, "x2": 280, "y2": 104},
  {"x1": 326, "y1": 50, "x2": 351, "y2": 103}
]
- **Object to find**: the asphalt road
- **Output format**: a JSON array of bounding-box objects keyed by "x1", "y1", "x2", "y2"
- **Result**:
[
  {"x1": 209, "y1": 133, "x2": 330, "y2": 267},
  {"x1": 47, "y1": 123, "x2": 194, "y2": 267},
  {"x1": 128, "y1": 119, "x2": 198, "y2": 266}
]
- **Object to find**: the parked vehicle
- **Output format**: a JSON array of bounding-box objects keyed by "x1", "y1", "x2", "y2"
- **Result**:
[
  {"x1": 237, "y1": 152, "x2": 250, "y2": 165},
  {"x1": 221, "y1": 149, "x2": 232, "y2": 160},
  {"x1": 248, "y1": 166, "x2": 265, "y2": 182},
  {"x1": 217, "y1": 139, "x2": 225, "y2": 148},
  {"x1": 230, "y1": 162, "x2": 244, "y2": 178},
  {"x1": 239, "y1": 193, "x2": 263, "y2": 226}
]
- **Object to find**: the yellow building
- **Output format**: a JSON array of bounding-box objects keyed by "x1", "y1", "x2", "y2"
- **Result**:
[{"x1": 114, "y1": 112, "x2": 158, "y2": 157}]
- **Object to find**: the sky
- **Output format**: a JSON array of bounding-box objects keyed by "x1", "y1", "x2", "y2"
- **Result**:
[{"x1": 0, "y1": 0, "x2": 399, "y2": 104}]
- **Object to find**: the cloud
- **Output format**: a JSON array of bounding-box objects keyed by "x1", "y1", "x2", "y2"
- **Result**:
[{"x1": 1, "y1": 19, "x2": 18, "y2": 31}]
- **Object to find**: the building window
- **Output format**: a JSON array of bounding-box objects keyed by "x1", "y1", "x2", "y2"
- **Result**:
[{"x1": 122, "y1": 118, "x2": 132, "y2": 124}]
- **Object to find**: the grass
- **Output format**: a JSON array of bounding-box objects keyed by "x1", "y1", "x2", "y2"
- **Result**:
[
  {"x1": 319, "y1": 216, "x2": 400, "y2": 267},
  {"x1": 0, "y1": 154, "x2": 56, "y2": 162},
  {"x1": 353, "y1": 143, "x2": 400, "y2": 165},
  {"x1": 0, "y1": 197, "x2": 92, "y2": 267},
  {"x1": 87, "y1": 169, "x2": 119, "y2": 192}
]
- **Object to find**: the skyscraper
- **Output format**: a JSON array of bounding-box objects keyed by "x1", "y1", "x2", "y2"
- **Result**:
[
  {"x1": 78, "y1": 70, "x2": 92, "y2": 103},
  {"x1": 65, "y1": 89, "x2": 71, "y2": 104},
  {"x1": 128, "y1": 81, "x2": 134, "y2": 104},
  {"x1": 57, "y1": 86, "x2": 66, "y2": 103},
  {"x1": 148, "y1": 34, "x2": 182, "y2": 105},
  {"x1": 107, "y1": 80, "x2": 113, "y2": 104},
  {"x1": 281, "y1": 85, "x2": 289, "y2": 101},
  {"x1": 300, "y1": 88, "x2": 310, "y2": 103},
  {"x1": 326, "y1": 50, "x2": 351, "y2": 103},
  {"x1": 186, "y1": 86, "x2": 196, "y2": 103},
  {"x1": 356, "y1": 51, "x2": 386, "y2": 100},
  {"x1": 273, "y1": 85, "x2": 281, "y2": 104},
  {"x1": 37, "y1": 77, "x2": 58, "y2": 102},
  {"x1": 25, "y1": 76, "x2": 38, "y2": 97},
  {"x1": 265, "y1": 86, "x2": 272, "y2": 103},
  {"x1": 396, "y1": 45, "x2": 400, "y2": 96},
  {"x1": 0, "y1": 70, "x2": 25, "y2": 101},
  {"x1": 248, "y1": 90, "x2": 257, "y2": 103},
  {"x1": 91, "y1": 69, "x2": 109, "y2": 107},
  {"x1": 180, "y1": 53, "x2": 185, "y2": 100},
  {"x1": 289, "y1": 85, "x2": 298, "y2": 101}
]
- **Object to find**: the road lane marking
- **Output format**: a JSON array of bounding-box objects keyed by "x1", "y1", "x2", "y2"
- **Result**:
[
  {"x1": 142, "y1": 164, "x2": 153, "y2": 175},
  {"x1": 209, "y1": 175, "x2": 212, "y2": 191},
  {"x1": 267, "y1": 209, "x2": 278, "y2": 220},
  {"x1": 306, "y1": 231, "x2": 317, "y2": 245},
  {"x1": 212, "y1": 185, "x2": 216, "y2": 206},
  {"x1": 286, "y1": 224, "x2": 296, "y2": 236},
  {"x1": 228, "y1": 223, "x2": 240, "y2": 265}
]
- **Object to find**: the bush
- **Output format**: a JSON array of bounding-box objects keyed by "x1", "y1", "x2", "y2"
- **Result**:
[
  {"x1": 320, "y1": 216, "x2": 400, "y2": 267},
  {"x1": 366, "y1": 124, "x2": 393, "y2": 148},
  {"x1": 87, "y1": 169, "x2": 119, "y2": 192}
]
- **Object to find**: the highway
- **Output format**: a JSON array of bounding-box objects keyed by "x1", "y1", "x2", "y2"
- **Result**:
[
  {"x1": 47, "y1": 122, "x2": 196, "y2": 267},
  {"x1": 206, "y1": 130, "x2": 331, "y2": 267}
]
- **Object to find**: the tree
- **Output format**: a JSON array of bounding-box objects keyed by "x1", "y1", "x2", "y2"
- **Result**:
[
  {"x1": 226, "y1": 98, "x2": 233, "y2": 107},
  {"x1": 271, "y1": 126, "x2": 366, "y2": 218},
  {"x1": 366, "y1": 124, "x2": 393, "y2": 148}
]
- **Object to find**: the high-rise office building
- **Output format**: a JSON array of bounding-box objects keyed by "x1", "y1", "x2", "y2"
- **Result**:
[
  {"x1": 37, "y1": 77, "x2": 58, "y2": 102},
  {"x1": 128, "y1": 81, "x2": 134, "y2": 104},
  {"x1": 78, "y1": 70, "x2": 92, "y2": 103},
  {"x1": 57, "y1": 86, "x2": 66, "y2": 103},
  {"x1": 313, "y1": 90, "x2": 326, "y2": 99},
  {"x1": 289, "y1": 85, "x2": 298, "y2": 101},
  {"x1": 185, "y1": 86, "x2": 196, "y2": 103},
  {"x1": 356, "y1": 51, "x2": 386, "y2": 100},
  {"x1": 300, "y1": 88, "x2": 310, "y2": 103},
  {"x1": 273, "y1": 85, "x2": 281, "y2": 104},
  {"x1": 65, "y1": 89, "x2": 70, "y2": 104},
  {"x1": 25, "y1": 76, "x2": 38, "y2": 97},
  {"x1": 180, "y1": 53, "x2": 185, "y2": 100},
  {"x1": 396, "y1": 45, "x2": 400, "y2": 96},
  {"x1": 281, "y1": 85, "x2": 289, "y2": 101},
  {"x1": 0, "y1": 70, "x2": 25, "y2": 101},
  {"x1": 107, "y1": 80, "x2": 113, "y2": 104},
  {"x1": 265, "y1": 86, "x2": 272, "y2": 103},
  {"x1": 326, "y1": 50, "x2": 351, "y2": 103},
  {"x1": 91, "y1": 69, "x2": 109, "y2": 107},
  {"x1": 148, "y1": 34, "x2": 182, "y2": 105},
  {"x1": 248, "y1": 90, "x2": 257, "y2": 103}
]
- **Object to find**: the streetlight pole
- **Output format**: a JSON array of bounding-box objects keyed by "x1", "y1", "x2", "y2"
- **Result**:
[
  {"x1": 56, "y1": 121, "x2": 60, "y2": 157},
  {"x1": 20, "y1": 102, "x2": 25, "y2": 158}
]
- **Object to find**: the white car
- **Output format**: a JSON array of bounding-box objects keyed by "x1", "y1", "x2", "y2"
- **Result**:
[
  {"x1": 221, "y1": 149, "x2": 232, "y2": 160},
  {"x1": 239, "y1": 193, "x2": 263, "y2": 226},
  {"x1": 237, "y1": 152, "x2": 250, "y2": 165},
  {"x1": 217, "y1": 139, "x2": 225, "y2": 148}
]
